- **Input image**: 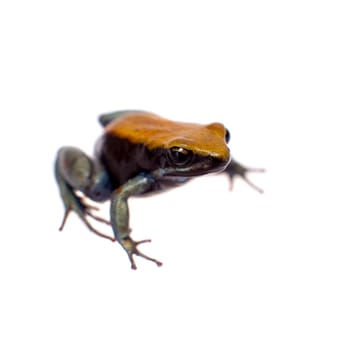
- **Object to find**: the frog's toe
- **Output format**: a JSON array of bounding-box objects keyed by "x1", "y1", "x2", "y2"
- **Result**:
[
  {"x1": 80, "y1": 214, "x2": 115, "y2": 242},
  {"x1": 226, "y1": 160, "x2": 265, "y2": 193},
  {"x1": 59, "y1": 195, "x2": 115, "y2": 242},
  {"x1": 121, "y1": 237, "x2": 162, "y2": 269},
  {"x1": 85, "y1": 210, "x2": 111, "y2": 226},
  {"x1": 58, "y1": 207, "x2": 72, "y2": 231}
]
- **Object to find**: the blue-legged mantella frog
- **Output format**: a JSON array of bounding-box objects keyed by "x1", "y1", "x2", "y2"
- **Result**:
[{"x1": 55, "y1": 110, "x2": 264, "y2": 269}]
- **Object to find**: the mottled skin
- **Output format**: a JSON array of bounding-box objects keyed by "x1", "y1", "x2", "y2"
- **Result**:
[{"x1": 55, "y1": 110, "x2": 263, "y2": 269}]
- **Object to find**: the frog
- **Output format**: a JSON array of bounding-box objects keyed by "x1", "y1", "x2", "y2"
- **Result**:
[{"x1": 54, "y1": 110, "x2": 264, "y2": 269}]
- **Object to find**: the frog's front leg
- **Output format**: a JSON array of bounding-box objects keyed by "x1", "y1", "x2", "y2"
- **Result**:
[
  {"x1": 55, "y1": 146, "x2": 114, "y2": 241},
  {"x1": 110, "y1": 173, "x2": 163, "y2": 269},
  {"x1": 224, "y1": 159, "x2": 265, "y2": 193}
]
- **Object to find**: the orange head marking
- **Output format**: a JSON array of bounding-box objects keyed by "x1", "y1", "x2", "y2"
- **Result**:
[{"x1": 105, "y1": 112, "x2": 230, "y2": 161}]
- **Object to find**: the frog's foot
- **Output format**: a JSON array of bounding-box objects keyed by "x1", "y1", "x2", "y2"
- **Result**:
[
  {"x1": 59, "y1": 195, "x2": 115, "y2": 242},
  {"x1": 121, "y1": 237, "x2": 163, "y2": 270},
  {"x1": 226, "y1": 160, "x2": 265, "y2": 193}
]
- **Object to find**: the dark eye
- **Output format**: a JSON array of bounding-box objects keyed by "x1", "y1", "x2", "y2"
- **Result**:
[
  {"x1": 167, "y1": 147, "x2": 194, "y2": 166},
  {"x1": 225, "y1": 129, "x2": 231, "y2": 143}
]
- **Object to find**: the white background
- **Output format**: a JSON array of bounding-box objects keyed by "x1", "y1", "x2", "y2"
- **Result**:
[{"x1": 1, "y1": 1, "x2": 349, "y2": 349}]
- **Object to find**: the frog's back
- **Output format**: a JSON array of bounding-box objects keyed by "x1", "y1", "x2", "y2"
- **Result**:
[
  {"x1": 99, "y1": 110, "x2": 152, "y2": 127},
  {"x1": 103, "y1": 111, "x2": 229, "y2": 160}
]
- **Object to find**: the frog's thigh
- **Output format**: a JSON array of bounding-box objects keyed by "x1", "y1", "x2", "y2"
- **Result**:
[{"x1": 55, "y1": 146, "x2": 94, "y2": 191}]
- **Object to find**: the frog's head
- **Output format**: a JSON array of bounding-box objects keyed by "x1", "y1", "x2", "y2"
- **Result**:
[
  {"x1": 159, "y1": 121, "x2": 231, "y2": 177},
  {"x1": 105, "y1": 112, "x2": 231, "y2": 177}
]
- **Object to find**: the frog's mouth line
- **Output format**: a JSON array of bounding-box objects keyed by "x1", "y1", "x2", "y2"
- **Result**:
[{"x1": 160, "y1": 156, "x2": 230, "y2": 177}]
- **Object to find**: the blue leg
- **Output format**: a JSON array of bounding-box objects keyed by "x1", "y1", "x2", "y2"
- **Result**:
[
  {"x1": 223, "y1": 159, "x2": 265, "y2": 193},
  {"x1": 55, "y1": 146, "x2": 114, "y2": 241},
  {"x1": 110, "y1": 174, "x2": 162, "y2": 269}
]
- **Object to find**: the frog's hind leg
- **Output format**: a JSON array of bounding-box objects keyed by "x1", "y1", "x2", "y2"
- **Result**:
[{"x1": 54, "y1": 146, "x2": 115, "y2": 241}]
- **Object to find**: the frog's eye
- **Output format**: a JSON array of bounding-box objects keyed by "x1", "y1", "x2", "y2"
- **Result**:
[
  {"x1": 167, "y1": 147, "x2": 194, "y2": 166},
  {"x1": 225, "y1": 128, "x2": 231, "y2": 143}
]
